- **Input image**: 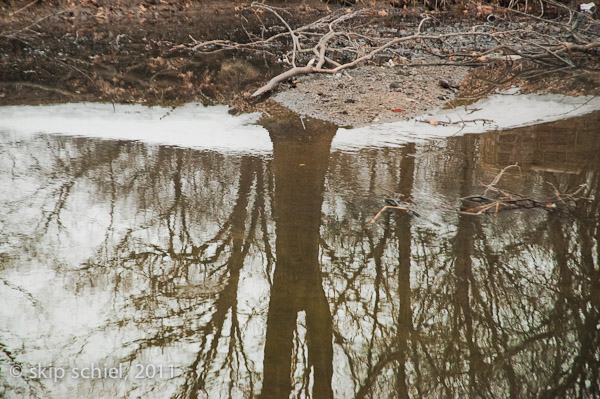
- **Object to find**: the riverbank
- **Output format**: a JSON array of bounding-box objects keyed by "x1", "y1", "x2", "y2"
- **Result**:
[{"x1": 1, "y1": 0, "x2": 598, "y2": 127}]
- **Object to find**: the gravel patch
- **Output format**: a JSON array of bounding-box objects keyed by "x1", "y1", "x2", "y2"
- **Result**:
[{"x1": 273, "y1": 63, "x2": 470, "y2": 127}]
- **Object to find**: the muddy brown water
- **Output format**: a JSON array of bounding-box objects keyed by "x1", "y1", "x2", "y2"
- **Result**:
[{"x1": 1, "y1": 101, "x2": 599, "y2": 398}]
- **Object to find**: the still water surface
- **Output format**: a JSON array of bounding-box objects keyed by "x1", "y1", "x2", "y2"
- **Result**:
[{"x1": 0, "y1": 108, "x2": 599, "y2": 398}]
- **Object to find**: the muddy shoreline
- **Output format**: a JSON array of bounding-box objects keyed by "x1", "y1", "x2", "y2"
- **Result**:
[{"x1": 1, "y1": 0, "x2": 599, "y2": 127}]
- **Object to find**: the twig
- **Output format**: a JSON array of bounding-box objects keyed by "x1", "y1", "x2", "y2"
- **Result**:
[
  {"x1": 546, "y1": 181, "x2": 566, "y2": 205},
  {"x1": 417, "y1": 118, "x2": 495, "y2": 126},
  {"x1": 9, "y1": 0, "x2": 39, "y2": 16},
  {"x1": 0, "y1": 81, "x2": 75, "y2": 97},
  {"x1": 523, "y1": 40, "x2": 575, "y2": 67},
  {"x1": 366, "y1": 205, "x2": 409, "y2": 226},
  {"x1": 2, "y1": 5, "x2": 78, "y2": 37},
  {"x1": 417, "y1": 14, "x2": 432, "y2": 34},
  {"x1": 251, "y1": 2, "x2": 302, "y2": 67},
  {"x1": 483, "y1": 163, "x2": 520, "y2": 197}
]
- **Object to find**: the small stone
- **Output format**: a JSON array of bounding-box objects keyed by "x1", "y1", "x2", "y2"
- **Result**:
[{"x1": 439, "y1": 79, "x2": 451, "y2": 89}]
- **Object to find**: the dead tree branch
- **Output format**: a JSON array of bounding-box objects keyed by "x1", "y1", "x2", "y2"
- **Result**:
[
  {"x1": 168, "y1": 3, "x2": 600, "y2": 98},
  {"x1": 454, "y1": 164, "x2": 591, "y2": 216}
]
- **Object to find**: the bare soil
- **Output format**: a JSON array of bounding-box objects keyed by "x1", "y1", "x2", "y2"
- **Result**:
[{"x1": 274, "y1": 63, "x2": 469, "y2": 126}]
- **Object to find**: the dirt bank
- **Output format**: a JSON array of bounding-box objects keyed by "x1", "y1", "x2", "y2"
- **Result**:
[
  {"x1": 1, "y1": 0, "x2": 599, "y2": 127},
  {"x1": 273, "y1": 62, "x2": 469, "y2": 127},
  {"x1": 270, "y1": 56, "x2": 600, "y2": 126}
]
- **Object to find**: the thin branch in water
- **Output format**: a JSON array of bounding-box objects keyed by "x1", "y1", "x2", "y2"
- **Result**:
[
  {"x1": 366, "y1": 205, "x2": 409, "y2": 226},
  {"x1": 483, "y1": 163, "x2": 521, "y2": 197}
]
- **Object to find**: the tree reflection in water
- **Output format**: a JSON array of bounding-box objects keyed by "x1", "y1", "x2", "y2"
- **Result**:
[
  {"x1": 260, "y1": 115, "x2": 337, "y2": 399},
  {"x1": 0, "y1": 111, "x2": 599, "y2": 399}
]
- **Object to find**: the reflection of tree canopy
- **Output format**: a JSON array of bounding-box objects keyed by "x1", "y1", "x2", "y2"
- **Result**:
[
  {"x1": 320, "y1": 117, "x2": 600, "y2": 398},
  {"x1": 1, "y1": 111, "x2": 599, "y2": 399},
  {"x1": 1, "y1": 134, "x2": 276, "y2": 398}
]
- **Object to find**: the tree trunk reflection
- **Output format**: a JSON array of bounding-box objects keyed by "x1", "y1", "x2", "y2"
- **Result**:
[
  {"x1": 395, "y1": 143, "x2": 415, "y2": 399},
  {"x1": 260, "y1": 115, "x2": 337, "y2": 399}
]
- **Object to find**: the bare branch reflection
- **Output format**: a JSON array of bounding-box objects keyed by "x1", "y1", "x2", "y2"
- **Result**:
[{"x1": 1, "y1": 111, "x2": 599, "y2": 398}]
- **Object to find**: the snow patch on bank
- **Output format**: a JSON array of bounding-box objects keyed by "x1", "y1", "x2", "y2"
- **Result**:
[
  {"x1": 0, "y1": 102, "x2": 272, "y2": 155},
  {"x1": 0, "y1": 91, "x2": 599, "y2": 155},
  {"x1": 331, "y1": 90, "x2": 600, "y2": 151}
]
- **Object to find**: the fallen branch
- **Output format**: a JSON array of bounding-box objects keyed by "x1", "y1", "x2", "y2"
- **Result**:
[
  {"x1": 454, "y1": 164, "x2": 591, "y2": 216},
  {"x1": 250, "y1": 28, "x2": 600, "y2": 97},
  {"x1": 251, "y1": 31, "x2": 490, "y2": 97},
  {"x1": 458, "y1": 197, "x2": 556, "y2": 215},
  {"x1": 366, "y1": 205, "x2": 409, "y2": 226},
  {"x1": 169, "y1": 3, "x2": 600, "y2": 98}
]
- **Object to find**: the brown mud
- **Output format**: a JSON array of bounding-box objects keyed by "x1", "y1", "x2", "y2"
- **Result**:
[{"x1": 1, "y1": 0, "x2": 280, "y2": 109}]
